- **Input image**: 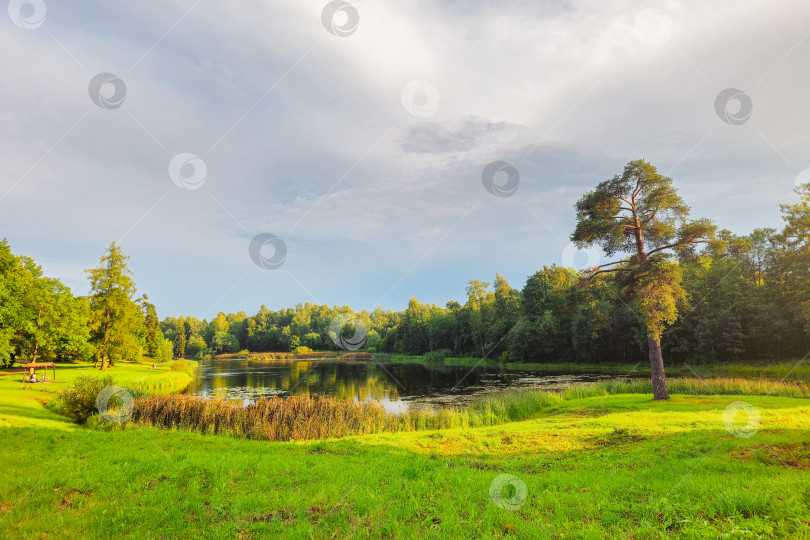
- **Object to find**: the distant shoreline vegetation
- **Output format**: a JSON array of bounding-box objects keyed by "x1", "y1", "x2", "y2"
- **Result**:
[
  {"x1": 1, "y1": 174, "x2": 807, "y2": 377},
  {"x1": 199, "y1": 351, "x2": 810, "y2": 383}
]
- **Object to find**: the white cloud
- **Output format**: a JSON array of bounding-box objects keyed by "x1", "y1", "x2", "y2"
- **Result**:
[{"x1": 0, "y1": 0, "x2": 807, "y2": 316}]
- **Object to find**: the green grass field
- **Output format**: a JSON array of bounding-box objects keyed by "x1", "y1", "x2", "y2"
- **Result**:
[
  {"x1": 0, "y1": 362, "x2": 808, "y2": 538},
  {"x1": 0, "y1": 361, "x2": 195, "y2": 429}
]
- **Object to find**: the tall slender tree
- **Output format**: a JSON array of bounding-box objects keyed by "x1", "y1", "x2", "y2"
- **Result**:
[
  {"x1": 571, "y1": 159, "x2": 717, "y2": 399},
  {"x1": 86, "y1": 242, "x2": 141, "y2": 371}
]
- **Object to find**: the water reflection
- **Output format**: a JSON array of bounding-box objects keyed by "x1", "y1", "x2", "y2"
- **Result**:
[{"x1": 184, "y1": 357, "x2": 621, "y2": 412}]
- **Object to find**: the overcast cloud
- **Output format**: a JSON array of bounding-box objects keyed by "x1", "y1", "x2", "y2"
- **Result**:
[{"x1": 1, "y1": 0, "x2": 808, "y2": 318}]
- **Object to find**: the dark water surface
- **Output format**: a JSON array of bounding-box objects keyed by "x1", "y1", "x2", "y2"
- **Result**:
[{"x1": 184, "y1": 357, "x2": 625, "y2": 412}]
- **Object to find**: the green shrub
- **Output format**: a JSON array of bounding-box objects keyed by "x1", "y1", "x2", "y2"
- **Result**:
[
  {"x1": 237, "y1": 349, "x2": 250, "y2": 357},
  {"x1": 423, "y1": 349, "x2": 451, "y2": 364},
  {"x1": 171, "y1": 359, "x2": 189, "y2": 372},
  {"x1": 60, "y1": 375, "x2": 115, "y2": 424},
  {"x1": 294, "y1": 346, "x2": 313, "y2": 355}
]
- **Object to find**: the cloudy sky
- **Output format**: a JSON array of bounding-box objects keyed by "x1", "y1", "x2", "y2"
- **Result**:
[{"x1": 1, "y1": 0, "x2": 808, "y2": 319}]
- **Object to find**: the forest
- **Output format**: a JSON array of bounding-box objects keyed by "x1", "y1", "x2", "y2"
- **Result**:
[
  {"x1": 160, "y1": 179, "x2": 809, "y2": 366},
  {"x1": 6, "y1": 170, "x2": 804, "y2": 370}
]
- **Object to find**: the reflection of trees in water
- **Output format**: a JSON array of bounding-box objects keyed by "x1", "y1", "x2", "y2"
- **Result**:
[
  {"x1": 190, "y1": 360, "x2": 409, "y2": 401},
  {"x1": 187, "y1": 359, "x2": 625, "y2": 406}
]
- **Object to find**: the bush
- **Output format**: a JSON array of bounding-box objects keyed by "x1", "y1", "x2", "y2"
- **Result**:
[
  {"x1": 294, "y1": 346, "x2": 313, "y2": 355},
  {"x1": 423, "y1": 349, "x2": 451, "y2": 364},
  {"x1": 237, "y1": 349, "x2": 250, "y2": 357},
  {"x1": 60, "y1": 375, "x2": 115, "y2": 424},
  {"x1": 171, "y1": 359, "x2": 189, "y2": 372}
]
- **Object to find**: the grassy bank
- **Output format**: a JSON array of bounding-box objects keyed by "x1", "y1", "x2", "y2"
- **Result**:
[
  {"x1": 1, "y1": 363, "x2": 809, "y2": 538},
  {"x1": 1, "y1": 393, "x2": 808, "y2": 538},
  {"x1": 127, "y1": 378, "x2": 808, "y2": 443},
  {"x1": 0, "y1": 360, "x2": 196, "y2": 429}
]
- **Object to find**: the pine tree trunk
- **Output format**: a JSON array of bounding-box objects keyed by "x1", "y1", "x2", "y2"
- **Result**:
[{"x1": 647, "y1": 336, "x2": 669, "y2": 400}]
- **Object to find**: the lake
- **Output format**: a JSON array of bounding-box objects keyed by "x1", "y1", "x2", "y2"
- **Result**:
[{"x1": 184, "y1": 356, "x2": 626, "y2": 412}]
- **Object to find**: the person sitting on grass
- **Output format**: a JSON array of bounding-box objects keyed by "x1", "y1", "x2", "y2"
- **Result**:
[{"x1": 28, "y1": 373, "x2": 37, "y2": 383}]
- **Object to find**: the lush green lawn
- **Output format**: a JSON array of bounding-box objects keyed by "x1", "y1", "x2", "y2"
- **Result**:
[
  {"x1": 0, "y1": 361, "x2": 808, "y2": 538},
  {"x1": 0, "y1": 361, "x2": 195, "y2": 429}
]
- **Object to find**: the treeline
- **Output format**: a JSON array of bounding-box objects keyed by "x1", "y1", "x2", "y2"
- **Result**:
[
  {"x1": 164, "y1": 183, "x2": 808, "y2": 365},
  {"x1": 3, "y1": 182, "x2": 807, "y2": 368},
  {"x1": 0, "y1": 241, "x2": 172, "y2": 368}
]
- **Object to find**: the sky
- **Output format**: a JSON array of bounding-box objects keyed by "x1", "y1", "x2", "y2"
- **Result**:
[{"x1": 1, "y1": 0, "x2": 808, "y2": 319}]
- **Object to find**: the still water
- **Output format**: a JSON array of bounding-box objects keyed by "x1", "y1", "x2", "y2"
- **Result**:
[{"x1": 184, "y1": 357, "x2": 622, "y2": 412}]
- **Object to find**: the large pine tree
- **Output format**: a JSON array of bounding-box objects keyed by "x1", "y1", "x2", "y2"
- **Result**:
[{"x1": 572, "y1": 160, "x2": 717, "y2": 400}]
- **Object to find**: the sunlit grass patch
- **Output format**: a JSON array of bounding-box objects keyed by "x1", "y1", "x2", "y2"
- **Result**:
[{"x1": 563, "y1": 377, "x2": 809, "y2": 399}]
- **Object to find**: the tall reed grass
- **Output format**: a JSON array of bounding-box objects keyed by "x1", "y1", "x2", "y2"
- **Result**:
[
  {"x1": 130, "y1": 389, "x2": 564, "y2": 441},
  {"x1": 128, "y1": 377, "x2": 807, "y2": 442},
  {"x1": 562, "y1": 377, "x2": 809, "y2": 400}
]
